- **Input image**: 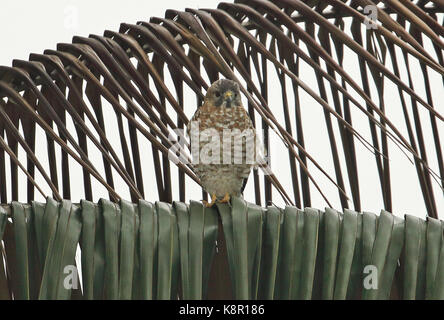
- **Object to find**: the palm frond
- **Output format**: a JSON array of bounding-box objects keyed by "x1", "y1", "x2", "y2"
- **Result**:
[{"x1": 0, "y1": 0, "x2": 442, "y2": 218}]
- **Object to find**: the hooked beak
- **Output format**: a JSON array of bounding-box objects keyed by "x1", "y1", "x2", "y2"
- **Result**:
[{"x1": 224, "y1": 90, "x2": 234, "y2": 104}]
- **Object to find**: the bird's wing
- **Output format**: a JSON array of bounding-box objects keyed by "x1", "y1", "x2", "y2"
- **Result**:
[
  {"x1": 240, "y1": 120, "x2": 271, "y2": 194},
  {"x1": 187, "y1": 107, "x2": 201, "y2": 138}
]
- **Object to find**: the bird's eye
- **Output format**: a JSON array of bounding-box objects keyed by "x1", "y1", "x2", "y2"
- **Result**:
[{"x1": 215, "y1": 91, "x2": 221, "y2": 98}]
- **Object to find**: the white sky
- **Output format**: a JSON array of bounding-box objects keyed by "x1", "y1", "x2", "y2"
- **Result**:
[{"x1": 0, "y1": 0, "x2": 442, "y2": 219}]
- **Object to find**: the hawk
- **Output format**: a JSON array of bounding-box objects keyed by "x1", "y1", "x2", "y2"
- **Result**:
[{"x1": 187, "y1": 79, "x2": 261, "y2": 207}]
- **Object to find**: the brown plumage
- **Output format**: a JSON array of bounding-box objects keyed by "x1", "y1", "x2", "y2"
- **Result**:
[{"x1": 187, "y1": 79, "x2": 259, "y2": 207}]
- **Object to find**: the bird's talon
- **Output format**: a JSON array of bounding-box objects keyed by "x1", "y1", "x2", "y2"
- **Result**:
[
  {"x1": 203, "y1": 194, "x2": 217, "y2": 208},
  {"x1": 219, "y1": 193, "x2": 231, "y2": 204}
]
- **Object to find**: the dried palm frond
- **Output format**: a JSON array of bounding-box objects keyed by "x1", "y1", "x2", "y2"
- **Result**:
[{"x1": 0, "y1": 0, "x2": 442, "y2": 218}]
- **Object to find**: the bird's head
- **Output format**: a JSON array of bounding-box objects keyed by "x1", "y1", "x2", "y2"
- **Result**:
[{"x1": 205, "y1": 79, "x2": 241, "y2": 108}]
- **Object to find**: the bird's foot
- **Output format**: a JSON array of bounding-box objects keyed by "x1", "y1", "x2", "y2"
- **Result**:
[
  {"x1": 202, "y1": 194, "x2": 217, "y2": 208},
  {"x1": 219, "y1": 193, "x2": 231, "y2": 204}
]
